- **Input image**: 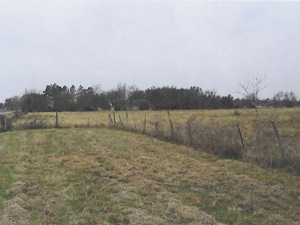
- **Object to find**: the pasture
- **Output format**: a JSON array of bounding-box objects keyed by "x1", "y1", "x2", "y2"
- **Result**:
[
  {"x1": 9, "y1": 107, "x2": 300, "y2": 173},
  {"x1": 13, "y1": 108, "x2": 300, "y2": 141},
  {"x1": 0, "y1": 128, "x2": 300, "y2": 224},
  {"x1": 12, "y1": 108, "x2": 298, "y2": 128}
]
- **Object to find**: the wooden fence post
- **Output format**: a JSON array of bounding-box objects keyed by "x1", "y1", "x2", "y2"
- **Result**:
[
  {"x1": 167, "y1": 111, "x2": 174, "y2": 138},
  {"x1": 113, "y1": 111, "x2": 116, "y2": 125},
  {"x1": 237, "y1": 123, "x2": 245, "y2": 151},
  {"x1": 143, "y1": 114, "x2": 147, "y2": 133},
  {"x1": 187, "y1": 121, "x2": 193, "y2": 146},
  {"x1": 133, "y1": 118, "x2": 137, "y2": 129},
  {"x1": 271, "y1": 120, "x2": 287, "y2": 160},
  {"x1": 126, "y1": 110, "x2": 128, "y2": 127},
  {"x1": 108, "y1": 114, "x2": 113, "y2": 127},
  {"x1": 119, "y1": 115, "x2": 123, "y2": 127},
  {"x1": 55, "y1": 112, "x2": 59, "y2": 128}
]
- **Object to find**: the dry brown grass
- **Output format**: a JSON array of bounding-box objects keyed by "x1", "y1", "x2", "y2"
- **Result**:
[
  {"x1": 0, "y1": 128, "x2": 300, "y2": 224},
  {"x1": 8, "y1": 108, "x2": 300, "y2": 173},
  {"x1": 9, "y1": 108, "x2": 297, "y2": 141},
  {"x1": 9, "y1": 107, "x2": 295, "y2": 125},
  {"x1": 14, "y1": 108, "x2": 300, "y2": 141}
]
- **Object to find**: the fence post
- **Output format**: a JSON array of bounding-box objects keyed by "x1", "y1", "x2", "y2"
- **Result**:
[
  {"x1": 108, "y1": 114, "x2": 113, "y2": 127},
  {"x1": 155, "y1": 120, "x2": 158, "y2": 130},
  {"x1": 133, "y1": 118, "x2": 137, "y2": 129},
  {"x1": 55, "y1": 112, "x2": 59, "y2": 128},
  {"x1": 143, "y1": 114, "x2": 147, "y2": 133},
  {"x1": 119, "y1": 115, "x2": 123, "y2": 127},
  {"x1": 126, "y1": 110, "x2": 128, "y2": 128},
  {"x1": 187, "y1": 121, "x2": 193, "y2": 146},
  {"x1": 113, "y1": 111, "x2": 116, "y2": 125},
  {"x1": 167, "y1": 111, "x2": 174, "y2": 139},
  {"x1": 271, "y1": 120, "x2": 287, "y2": 160},
  {"x1": 237, "y1": 123, "x2": 245, "y2": 151}
]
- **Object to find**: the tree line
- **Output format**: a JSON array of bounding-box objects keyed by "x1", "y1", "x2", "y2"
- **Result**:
[{"x1": 1, "y1": 83, "x2": 299, "y2": 112}]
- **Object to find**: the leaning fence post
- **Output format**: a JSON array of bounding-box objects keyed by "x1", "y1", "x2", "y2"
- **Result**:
[
  {"x1": 119, "y1": 115, "x2": 123, "y2": 127},
  {"x1": 108, "y1": 114, "x2": 113, "y2": 127},
  {"x1": 113, "y1": 111, "x2": 116, "y2": 125},
  {"x1": 271, "y1": 120, "x2": 287, "y2": 160},
  {"x1": 167, "y1": 111, "x2": 174, "y2": 139},
  {"x1": 237, "y1": 123, "x2": 245, "y2": 151}
]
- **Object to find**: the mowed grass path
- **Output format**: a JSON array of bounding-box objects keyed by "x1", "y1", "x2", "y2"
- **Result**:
[{"x1": 0, "y1": 128, "x2": 300, "y2": 224}]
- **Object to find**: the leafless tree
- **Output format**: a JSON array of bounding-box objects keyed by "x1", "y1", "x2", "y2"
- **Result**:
[{"x1": 237, "y1": 74, "x2": 268, "y2": 117}]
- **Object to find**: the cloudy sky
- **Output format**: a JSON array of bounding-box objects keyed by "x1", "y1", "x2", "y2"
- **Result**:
[{"x1": 1, "y1": 0, "x2": 300, "y2": 102}]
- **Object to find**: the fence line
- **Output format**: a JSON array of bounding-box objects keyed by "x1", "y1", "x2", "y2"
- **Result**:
[{"x1": 2, "y1": 110, "x2": 298, "y2": 174}]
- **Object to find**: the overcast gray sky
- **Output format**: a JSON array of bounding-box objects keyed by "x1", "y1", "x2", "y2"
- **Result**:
[{"x1": 1, "y1": 0, "x2": 300, "y2": 102}]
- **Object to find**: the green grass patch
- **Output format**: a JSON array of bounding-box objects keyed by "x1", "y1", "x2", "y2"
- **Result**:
[
  {"x1": 0, "y1": 128, "x2": 299, "y2": 224},
  {"x1": 0, "y1": 167, "x2": 16, "y2": 209}
]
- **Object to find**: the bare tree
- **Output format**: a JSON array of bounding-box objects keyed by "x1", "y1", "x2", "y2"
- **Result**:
[
  {"x1": 92, "y1": 84, "x2": 103, "y2": 95},
  {"x1": 237, "y1": 74, "x2": 268, "y2": 117}
]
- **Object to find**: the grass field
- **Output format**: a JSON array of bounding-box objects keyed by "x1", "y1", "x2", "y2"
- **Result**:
[
  {"x1": 0, "y1": 128, "x2": 300, "y2": 224},
  {"x1": 8, "y1": 108, "x2": 300, "y2": 173},
  {"x1": 11, "y1": 108, "x2": 300, "y2": 144}
]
